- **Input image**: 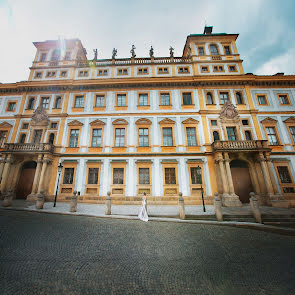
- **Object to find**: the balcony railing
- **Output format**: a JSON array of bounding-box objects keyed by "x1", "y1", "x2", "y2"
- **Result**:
[
  {"x1": 212, "y1": 140, "x2": 270, "y2": 152},
  {"x1": 3, "y1": 143, "x2": 55, "y2": 153}
]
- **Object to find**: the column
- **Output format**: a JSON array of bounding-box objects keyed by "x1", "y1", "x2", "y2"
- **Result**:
[
  {"x1": 128, "y1": 117, "x2": 135, "y2": 152},
  {"x1": 258, "y1": 152, "x2": 272, "y2": 194},
  {"x1": 31, "y1": 154, "x2": 43, "y2": 194},
  {"x1": 76, "y1": 159, "x2": 85, "y2": 195},
  {"x1": 265, "y1": 154, "x2": 279, "y2": 194},
  {"x1": 249, "y1": 162, "x2": 261, "y2": 194},
  {"x1": 101, "y1": 158, "x2": 109, "y2": 196},
  {"x1": 127, "y1": 159, "x2": 135, "y2": 196},
  {"x1": 37, "y1": 158, "x2": 50, "y2": 193},
  {"x1": 176, "y1": 117, "x2": 183, "y2": 151},
  {"x1": 216, "y1": 153, "x2": 228, "y2": 194},
  {"x1": 153, "y1": 158, "x2": 161, "y2": 196},
  {"x1": 0, "y1": 155, "x2": 7, "y2": 183},
  {"x1": 104, "y1": 117, "x2": 112, "y2": 153},
  {"x1": 224, "y1": 153, "x2": 235, "y2": 194},
  {"x1": 1, "y1": 154, "x2": 13, "y2": 193},
  {"x1": 179, "y1": 158, "x2": 188, "y2": 196}
]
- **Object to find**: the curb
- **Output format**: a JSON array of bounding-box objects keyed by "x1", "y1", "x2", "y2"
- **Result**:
[{"x1": 1, "y1": 207, "x2": 295, "y2": 236}]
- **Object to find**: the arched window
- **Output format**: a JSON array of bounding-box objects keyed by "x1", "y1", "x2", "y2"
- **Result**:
[
  {"x1": 213, "y1": 131, "x2": 220, "y2": 141},
  {"x1": 236, "y1": 92, "x2": 243, "y2": 104},
  {"x1": 206, "y1": 92, "x2": 213, "y2": 104},
  {"x1": 48, "y1": 133, "x2": 55, "y2": 144},
  {"x1": 27, "y1": 97, "x2": 35, "y2": 110},
  {"x1": 55, "y1": 96, "x2": 61, "y2": 109},
  {"x1": 19, "y1": 134, "x2": 26, "y2": 144},
  {"x1": 245, "y1": 131, "x2": 252, "y2": 140},
  {"x1": 210, "y1": 44, "x2": 219, "y2": 56}
]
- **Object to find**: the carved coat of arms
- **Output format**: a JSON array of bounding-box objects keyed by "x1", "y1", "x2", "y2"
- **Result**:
[
  {"x1": 220, "y1": 101, "x2": 239, "y2": 119},
  {"x1": 31, "y1": 106, "x2": 49, "y2": 126}
]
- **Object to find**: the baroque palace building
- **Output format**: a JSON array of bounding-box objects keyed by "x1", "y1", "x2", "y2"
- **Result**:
[{"x1": 0, "y1": 26, "x2": 295, "y2": 207}]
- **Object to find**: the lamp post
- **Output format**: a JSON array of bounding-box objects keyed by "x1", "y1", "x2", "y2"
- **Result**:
[
  {"x1": 196, "y1": 165, "x2": 206, "y2": 212},
  {"x1": 53, "y1": 162, "x2": 63, "y2": 207}
]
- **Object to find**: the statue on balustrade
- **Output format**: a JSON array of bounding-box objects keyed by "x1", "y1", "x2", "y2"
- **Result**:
[
  {"x1": 130, "y1": 45, "x2": 136, "y2": 58},
  {"x1": 93, "y1": 49, "x2": 98, "y2": 61},
  {"x1": 169, "y1": 46, "x2": 174, "y2": 58},
  {"x1": 112, "y1": 48, "x2": 117, "y2": 59},
  {"x1": 149, "y1": 46, "x2": 154, "y2": 58}
]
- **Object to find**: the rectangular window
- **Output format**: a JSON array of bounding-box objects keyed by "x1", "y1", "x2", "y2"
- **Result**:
[
  {"x1": 88, "y1": 168, "x2": 99, "y2": 184},
  {"x1": 0, "y1": 131, "x2": 8, "y2": 147},
  {"x1": 163, "y1": 127, "x2": 173, "y2": 146},
  {"x1": 158, "y1": 67, "x2": 169, "y2": 74},
  {"x1": 182, "y1": 93, "x2": 192, "y2": 105},
  {"x1": 289, "y1": 126, "x2": 295, "y2": 143},
  {"x1": 186, "y1": 127, "x2": 197, "y2": 146},
  {"x1": 191, "y1": 167, "x2": 202, "y2": 184},
  {"x1": 165, "y1": 168, "x2": 176, "y2": 184},
  {"x1": 229, "y1": 65, "x2": 237, "y2": 72},
  {"x1": 98, "y1": 69, "x2": 108, "y2": 76},
  {"x1": 79, "y1": 70, "x2": 88, "y2": 77},
  {"x1": 139, "y1": 168, "x2": 150, "y2": 184},
  {"x1": 113, "y1": 168, "x2": 124, "y2": 184},
  {"x1": 277, "y1": 166, "x2": 292, "y2": 184},
  {"x1": 7, "y1": 102, "x2": 16, "y2": 111},
  {"x1": 40, "y1": 53, "x2": 47, "y2": 62},
  {"x1": 61, "y1": 71, "x2": 67, "y2": 77},
  {"x1": 69, "y1": 129, "x2": 79, "y2": 147},
  {"x1": 138, "y1": 68, "x2": 148, "y2": 75},
  {"x1": 213, "y1": 66, "x2": 224, "y2": 72},
  {"x1": 211, "y1": 120, "x2": 217, "y2": 126},
  {"x1": 242, "y1": 119, "x2": 249, "y2": 126},
  {"x1": 32, "y1": 130, "x2": 42, "y2": 144},
  {"x1": 91, "y1": 129, "x2": 102, "y2": 147},
  {"x1": 74, "y1": 96, "x2": 84, "y2": 108},
  {"x1": 115, "y1": 128, "x2": 125, "y2": 147},
  {"x1": 35, "y1": 72, "x2": 42, "y2": 78},
  {"x1": 201, "y1": 66, "x2": 209, "y2": 72},
  {"x1": 51, "y1": 49, "x2": 60, "y2": 61},
  {"x1": 41, "y1": 97, "x2": 49, "y2": 109},
  {"x1": 139, "y1": 128, "x2": 149, "y2": 147},
  {"x1": 50, "y1": 123, "x2": 57, "y2": 129},
  {"x1": 22, "y1": 123, "x2": 29, "y2": 129},
  {"x1": 46, "y1": 71, "x2": 56, "y2": 77},
  {"x1": 118, "y1": 69, "x2": 128, "y2": 75},
  {"x1": 160, "y1": 93, "x2": 170, "y2": 105},
  {"x1": 220, "y1": 92, "x2": 229, "y2": 104},
  {"x1": 279, "y1": 94, "x2": 289, "y2": 105},
  {"x1": 63, "y1": 168, "x2": 74, "y2": 184},
  {"x1": 224, "y1": 46, "x2": 231, "y2": 55},
  {"x1": 266, "y1": 127, "x2": 278, "y2": 145},
  {"x1": 178, "y1": 67, "x2": 189, "y2": 73},
  {"x1": 117, "y1": 94, "x2": 126, "y2": 107},
  {"x1": 226, "y1": 127, "x2": 237, "y2": 141},
  {"x1": 198, "y1": 47, "x2": 205, "y2": 55},
  {"x1": 138, "y1": 94, "x2": 148, "y2": 106},
  {"x1": 95, "y1": 95, "x2": 105, "y2": 107},
  {"x1": 54, "y1": 96, "x2": 62, "y2": 108},
  {"x1": 257, "y1": 95, "x2": 267, "y2": 105}
]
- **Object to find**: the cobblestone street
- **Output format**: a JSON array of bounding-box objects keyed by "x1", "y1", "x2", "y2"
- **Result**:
[{"x1": 0, "y1": 210, "x2": 295, "y2": 295}]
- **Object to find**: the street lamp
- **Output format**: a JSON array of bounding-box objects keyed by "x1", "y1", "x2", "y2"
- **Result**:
[
  {"x1": 53, "y1": 162, "x2": 63, "y2": 207},
  {"x1": 196, "y1": 165, "x2": 206, "y2": 212}
]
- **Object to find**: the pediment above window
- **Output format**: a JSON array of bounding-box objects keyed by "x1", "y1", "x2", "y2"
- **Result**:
[
  {"x1": 68, "y1": 120, "x2": 83, "y2": 126},
  {"x1": 159, "y1": 118, "x2": 175, "y2": 125},
  {"x1": 182, "y1": 118, "x2": 199, "y2": 124},
  {"x1": 90, "y1": 119, "x2": 105, "y2": 126},
  {"x1": 283, "y1": 116, "x2": 295, "y2": 123},
  {"x1": 261, "y1": 117, "x2": 277, "y2": 124},
  {"x1": 135, "y1": 118, "x2": 152, "y2": 125},
  {"x1": 112, "y1": 119, "x2": 128, "y2": 125},
  {"x1": 0, "y1": 122, "x2": 12, "y2": 129}
]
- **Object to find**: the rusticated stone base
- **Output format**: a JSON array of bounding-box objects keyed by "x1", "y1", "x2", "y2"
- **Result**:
[{"x1": 222, "y1": 193, "x2": 242, "y2": 207}]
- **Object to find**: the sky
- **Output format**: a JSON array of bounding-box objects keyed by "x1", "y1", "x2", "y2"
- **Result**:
[{"x1": 0, "y1": 0, "x2": 295, "y2": 83}]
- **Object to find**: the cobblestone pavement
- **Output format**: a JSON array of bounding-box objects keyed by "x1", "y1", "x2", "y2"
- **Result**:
[{"x1": 0, "y1": 210, "x2": 295, "y2": 295}]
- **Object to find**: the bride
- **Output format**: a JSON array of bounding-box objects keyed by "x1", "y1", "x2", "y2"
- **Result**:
[{"x1": 138, "y1": 192, "x2": 148, "y2": 222}]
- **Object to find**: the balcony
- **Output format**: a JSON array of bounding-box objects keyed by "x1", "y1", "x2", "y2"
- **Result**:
[
  {"x1": 212, "y1": 140, "x2": 270, "y2": 152},
  {"x1": 2, "y1": 143, "x2": 55, "y2": 154}
]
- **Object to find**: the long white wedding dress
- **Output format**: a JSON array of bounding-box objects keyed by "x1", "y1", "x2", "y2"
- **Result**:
[{"x1": 138, "y1": 197, "x2": 148, "y2": 222}]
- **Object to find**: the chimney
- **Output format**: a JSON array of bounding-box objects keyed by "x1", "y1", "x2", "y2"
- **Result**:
[{"x1": 203, "y1": 26, "x2": 213, "y2": 35}]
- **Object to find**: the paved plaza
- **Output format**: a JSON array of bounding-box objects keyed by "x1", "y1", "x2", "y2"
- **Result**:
[{"x1": 1, "y1": 210, "x2": 295, "y2": 295}]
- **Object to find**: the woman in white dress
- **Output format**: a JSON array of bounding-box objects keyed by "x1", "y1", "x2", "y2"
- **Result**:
[{"x1": 138, "y1": 192, "x2": 148, "y2": 222}]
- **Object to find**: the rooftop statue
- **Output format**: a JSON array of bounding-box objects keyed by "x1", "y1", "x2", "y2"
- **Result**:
[
  {"x1": 93, "y1": 49, "x2": 98, "y2": 61},
  {"x1": 169, "y1": 46, "x2": 174, "y2": 58},
  {"x1": 149, "y1": 46, "x2": 154, "y2": 58},
  {"x1": 112, "y1": 48, "x2": 117, "y2": 59},
  {"x1": 130, "y1": 45, "x2": 136, "y2": 58}
]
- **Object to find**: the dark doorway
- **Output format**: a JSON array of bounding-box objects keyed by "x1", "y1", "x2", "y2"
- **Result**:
[
  {"x1": 16, "y1": 161, "x2": 37, "y2": 199},
  {"x1": 230, "y1": 160, "x2": 253, "y2": 203}
]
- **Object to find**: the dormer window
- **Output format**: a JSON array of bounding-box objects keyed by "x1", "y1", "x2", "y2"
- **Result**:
[
  {"x1": 64, "y1": 51, "x2": 71, "y2": 60},
  {"x1": 198, "y1": 47, "x2": 205, "y2": 55},
  {"x1": 40, "y1": 53, "x2": 47, "y2": 62},
  {"x1": 51, "y1": 49, "x2": 60, "y2": 61},
  {"x1": 224, "y1": 46, "x2": 231, "y2": 55}
]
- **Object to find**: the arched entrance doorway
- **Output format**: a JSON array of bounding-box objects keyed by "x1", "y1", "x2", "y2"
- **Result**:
[
  {"x1": 16, "y1": 161, "x2": 37, "y2": 199},
  {"x1": 230, "y1": 159, "x2": 253, "y2": 203}
]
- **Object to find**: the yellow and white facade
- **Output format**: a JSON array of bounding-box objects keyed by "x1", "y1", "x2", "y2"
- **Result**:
[{"x1": 1, "y1": 27, "x2": 295, "y2": 207}]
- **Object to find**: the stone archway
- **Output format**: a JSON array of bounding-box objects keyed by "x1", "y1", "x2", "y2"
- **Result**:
[
  {"x1": 230, "y1": 159, "x2": 254, "y2": 203},
  {"x1": 15, "y1": 161, "x2": 37, "y2": 199}
]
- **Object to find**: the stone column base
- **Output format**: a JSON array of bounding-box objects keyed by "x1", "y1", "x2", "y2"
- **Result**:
[
  {"x1": 221, "y1": 193, "x2": 242, "y2": 207},
  {"x1": 26, "y1": 194, "x2": 38, "y2": 201}
]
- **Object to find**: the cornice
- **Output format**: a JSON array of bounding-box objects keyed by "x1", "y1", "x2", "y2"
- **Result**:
[{"x1": 1, "y1": 75, "x2": 295, "y2": 94}]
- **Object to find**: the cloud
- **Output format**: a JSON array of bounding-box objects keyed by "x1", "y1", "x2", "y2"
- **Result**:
[{"x1": 255, "y1": 49, "x2": 295, "y2": 75}]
